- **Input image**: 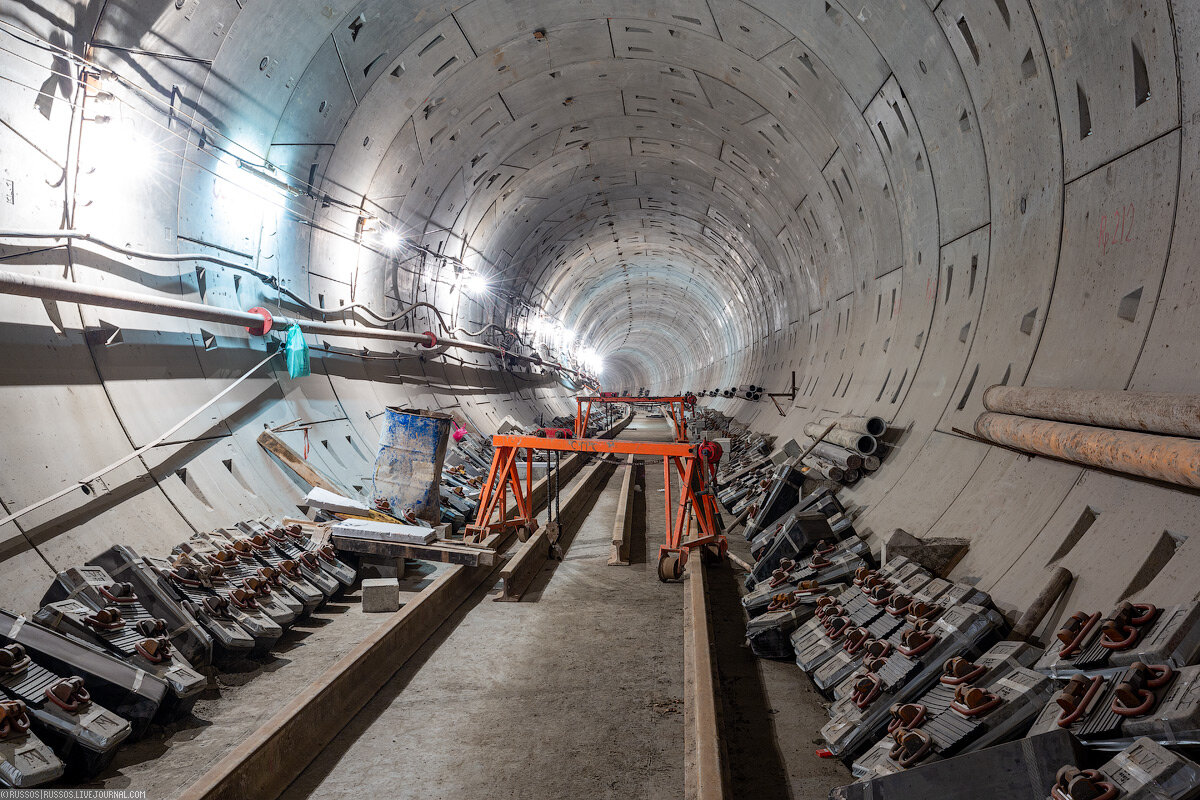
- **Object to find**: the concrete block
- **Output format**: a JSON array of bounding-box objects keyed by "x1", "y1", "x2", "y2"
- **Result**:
[
  {"x1": 883, "y1": 529, "x2": 969, "y2": 577},
  {"x1": 361, "y1": 578, "x2": 400, "y2": 613}
]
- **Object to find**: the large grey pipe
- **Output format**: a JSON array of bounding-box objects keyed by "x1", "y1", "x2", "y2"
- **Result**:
[
  {"x1": 804, "y1": 422, "x2": 876, "y2": 455},
  {"x1": 0, "y1": 268, "x2": 595, "y2": 382},
  {"x1": 809, "y1": 442, "x2": 863, "y2": 470},
  {"x1": 974, "y1": 412, "x2": 1200, "y2": 490},
  {"x1": 983, "y1": 385, "x2": 1200, "y2": 439},
  {"x1": 829, "y1": 414, "x2": 888, "y2": 437}
]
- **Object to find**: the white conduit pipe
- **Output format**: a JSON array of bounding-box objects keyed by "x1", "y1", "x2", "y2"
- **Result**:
[{"x1": 0, "y1": 350, "x2": 278, "y2": 530}]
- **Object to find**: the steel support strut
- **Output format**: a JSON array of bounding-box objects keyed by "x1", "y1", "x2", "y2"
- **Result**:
[
  {"x1": 465, "y1": 444, "x2": 536, "y2": 543},
  {"x1": 468, "y1": 435, "x2": 725, "y2": 580},
  {"x1": 572, "y1": 394, "x2": 696, "y2": 442}
]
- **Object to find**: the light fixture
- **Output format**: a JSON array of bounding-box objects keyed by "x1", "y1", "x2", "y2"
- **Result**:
[
  {"x1": 213, "y1": 154, "x2": 290, "y2": 221},
  {"x1": 89, "y1": 111, "x2": 154, "y2": 182},
  {"x1": 464, "y1": 272, "x2": 489, "y2": 295},
  {"x1": 379, "y1": 228, "x2": 403, "y2": 251}
]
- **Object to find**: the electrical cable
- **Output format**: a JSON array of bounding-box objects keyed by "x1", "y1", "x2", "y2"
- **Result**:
[{"x1": 0, "y1": 20, "x2": 598, "y2": 383}]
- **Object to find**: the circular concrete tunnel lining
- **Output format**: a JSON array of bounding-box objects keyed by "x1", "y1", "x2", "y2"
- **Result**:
[{"x1": 0, "y1": 0, "x2": 1198, "y2": 767}]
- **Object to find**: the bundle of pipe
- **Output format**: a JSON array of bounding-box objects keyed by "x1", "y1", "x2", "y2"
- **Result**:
[
  {"x1": 802, "y1": 456, "x2": 844, "y2": 482},
  {"x1": 808, "y1": 441, "x2": 863, "y2": 470},
  {"x1": 974, "y1": 386, "x2": 1200, "y2": 490},
  {"x1": 829, "y1": 414, "x2": 888, "y2": 437},
  {"x1": 803, "y1": 422, "x2": 877, "y2": 456}
]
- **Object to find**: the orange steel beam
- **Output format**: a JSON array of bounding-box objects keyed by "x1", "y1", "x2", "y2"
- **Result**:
[
  {"x1": 493, "y1": 434, "x2": 695, "y2": 457},
  {"x1": 572, "y1": 395, "x2": 694, "y2": 441},
  {"x1": 473, "y1": 433, "x2": 723, "y2": 579},
  {"x1": 574, "y1": 396, "x2": 690, "y2": 405}
]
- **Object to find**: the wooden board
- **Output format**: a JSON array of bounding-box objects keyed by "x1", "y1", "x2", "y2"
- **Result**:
[
  {"x1": 257, "y1": 431, "x2": 341, "y2": 493},
  {"x1": 684, "y1": 561, "x2": 728, "y2": 800},
  {"x1": 609, "y1": 455, "x2": 636, "y2": 566},
  {"x1": 496, "y1": 529, "x2": 549, "y2": 601}
]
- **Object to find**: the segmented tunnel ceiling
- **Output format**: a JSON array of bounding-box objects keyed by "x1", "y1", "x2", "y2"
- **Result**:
[
  {"x1": 90, "y1": 0, "x2": 924, "y2": 391},
  {"x1": 8, "y1": 0, "x2": 1182, "y2": 398}
]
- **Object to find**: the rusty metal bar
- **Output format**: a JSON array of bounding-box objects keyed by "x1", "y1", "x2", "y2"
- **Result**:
[
  {"x1": 1009, "y1": 567, "x2": 1073, "y2": 643},
  {"x1": 492, "y1": 434, "x2": 695, "y2": 457},
  {"x1": 973, "y1": 412, "x2": 1200, "y2": 489},
  {"x1": 983, "y1": 385, "x2": 1200, "y2": 438},
  {"x1": 802, "y1": 457, "x2": 844, "y2": 482},
  {"x1": 809, "y1": 441, "x2": 863, "y2": 470}
]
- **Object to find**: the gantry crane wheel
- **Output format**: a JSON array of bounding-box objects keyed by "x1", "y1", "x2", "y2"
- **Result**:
[{"x1": 657, "y1": 553, "x2": 682, "y2": 582}]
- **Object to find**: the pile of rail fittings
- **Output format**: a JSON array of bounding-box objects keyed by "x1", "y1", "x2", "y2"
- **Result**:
[
  {"x1": 0, "y1": 426, "x2": 504, "y2": 789},
  {"x1": 723, "y1": 419, "x2": 1200, "y2": 799}
]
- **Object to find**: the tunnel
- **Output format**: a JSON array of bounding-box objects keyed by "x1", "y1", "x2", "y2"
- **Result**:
[{"x1": 0, "y1": 0, "x2": 1198, "y2": 798}]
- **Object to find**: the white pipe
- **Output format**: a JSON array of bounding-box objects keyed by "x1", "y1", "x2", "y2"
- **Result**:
[
  {"x1": 0, "y1": 268, "x2": 596, "y2": 382},
  {"x1": 0, "y1": 350, "x2": 278, "y2": 530}
]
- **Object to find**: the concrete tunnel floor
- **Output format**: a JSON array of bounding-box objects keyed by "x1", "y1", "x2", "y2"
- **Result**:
[
  {"x1": 279, "y1": 414, "x2": 848, "y2": 799},
  {"x1": 281, "y1": 415, "x2": 684, "y2": 800},
  {"x1": 81, "y1": 414, "x2": 845, "y2": 799}
]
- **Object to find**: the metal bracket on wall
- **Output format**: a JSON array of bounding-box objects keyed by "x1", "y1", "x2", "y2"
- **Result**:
[{"x1": 768, "y1": 371, "x2": 798, "y2": 416}]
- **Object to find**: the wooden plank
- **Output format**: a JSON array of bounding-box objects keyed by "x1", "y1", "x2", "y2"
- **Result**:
[
  {"x1": 608, "y1": 455, "x2": 636, "y2": 566},
  {"x1": 684, "y1": 561, "x2": 728, "y2": 800},
  {"x1": 257, "y1": 431, "x2": 341, "y2": 493},
  {"x1": 496, "y1": 529, "x2": 549, "y2": 601}
]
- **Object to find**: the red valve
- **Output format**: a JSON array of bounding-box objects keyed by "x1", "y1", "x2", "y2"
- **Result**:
[
  {"x1": 421, "y1": 331, "x2": 438, "y2": 349},
  {"x1": 245, "y1": 307, "x2": 274, "y2": 336}
]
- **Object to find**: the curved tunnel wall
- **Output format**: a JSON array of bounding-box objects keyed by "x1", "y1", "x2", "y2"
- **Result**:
[{"x1": 0, "y1": 0, "x2": 1197, "y2": 628}]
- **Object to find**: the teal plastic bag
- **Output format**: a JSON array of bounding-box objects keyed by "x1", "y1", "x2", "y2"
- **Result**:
[{"x1": 285, "y1": 325, "x2": 311, "y2": 378}]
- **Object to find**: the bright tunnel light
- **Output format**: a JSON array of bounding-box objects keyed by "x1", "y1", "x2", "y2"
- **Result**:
[
  {"x1": 464, "y1": 272, "x2": 490, "y2": 295},
  {"x1": 379, "y1": 228, "x2": 404, "y2": 251}
]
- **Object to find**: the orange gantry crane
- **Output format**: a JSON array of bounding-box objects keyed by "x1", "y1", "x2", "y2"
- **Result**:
[
  {"x1": 464, "y1": 433, "x2": 726, "y2": 581},
  {"x1": 573, "y1": 393, "x2": 697, "y2": 442}
]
